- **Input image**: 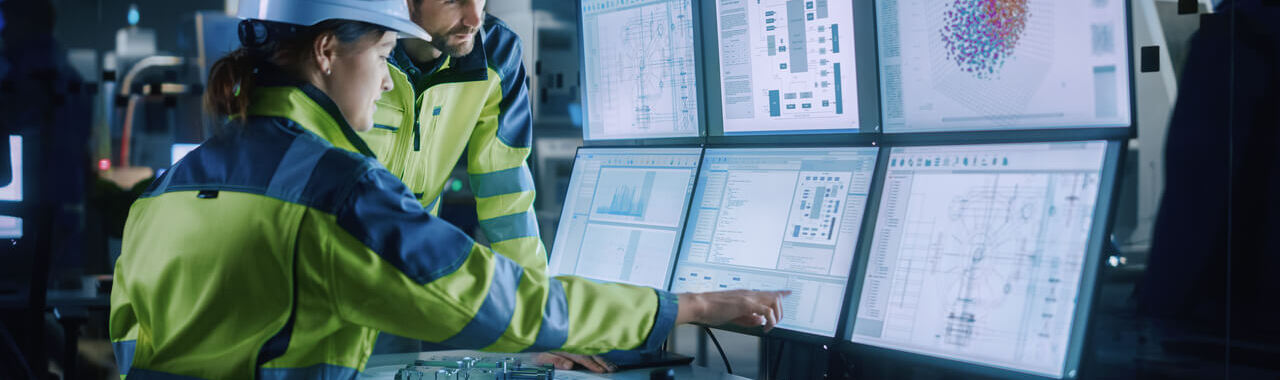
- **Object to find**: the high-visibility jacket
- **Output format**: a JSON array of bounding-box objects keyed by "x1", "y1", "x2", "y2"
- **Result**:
[
  {"x1": 360, "y1": 15, "x2": 545, "y2": 270},
  {"x1": 108, "y1": 83, "x2": 677, "y2": 379}
]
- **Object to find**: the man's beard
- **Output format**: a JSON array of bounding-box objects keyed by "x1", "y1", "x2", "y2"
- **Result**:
[{"x1": 432, "y1": 25, "x2": 479, "y2": 58}]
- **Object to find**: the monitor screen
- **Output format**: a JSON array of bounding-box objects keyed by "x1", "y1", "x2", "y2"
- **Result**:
[
  {"x1": 671, "y1": 147, "x2": 878, "y2": 336},
  {"x1": 548, "y1": 148, "x2": 702, "y2": 289},
  {"x1": 172, "y1": 143, "x2": 200, "y2": 165},
  {"x1": 876, "y1": 0, "x2": 1131, "y2": 133},
  {"x1": 715, "y1": 0, "x2": 860, "y2": 135},
  {"x1": 0, "y1": 136, "x2": 22, "y2": 239},
  {"x1": 580, "y1": 0, "x2": 702, "y2": 140},
  {"x1": 850, "y1": 141, "x2": 1110, "y2": 378},
  {"x1": 0, "y1": 216, "x2": 20, "y2": 239},
  {"x1": 0, "y1": 136, "x2": 22, "y2": 202}
]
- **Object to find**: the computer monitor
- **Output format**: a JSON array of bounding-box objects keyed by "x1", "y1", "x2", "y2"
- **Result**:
[
  {"x1": 847, "y1": 141, "x2": 1118, "y2": 378},
  {"x1": 0, "y1": 216, "x2": 20, "y2": 239},
  {"x1": 876, "y1": 0, "x2": 1131, "y2": 133},
  {"x1": 713, "y1": 0, "x2": 860, "y2": 135},
  {"x1": 671, "y1": 147, "x2": 878, "y2": 337},
  {"x1": 0, "y1": 136, "x2": 23, "y2": 203},
  {"x1": 548, "y1": 147, "x2": 702, "y2": 289},
  {"x1": 579, "y1": 0, "x2": 703, "y2": 141},
  {"x1": 0, "y1": 136, "x2": 21, "y2": 239},
  {"x1": 171, "y1": 143, "x2": 200, "y2": 165}
]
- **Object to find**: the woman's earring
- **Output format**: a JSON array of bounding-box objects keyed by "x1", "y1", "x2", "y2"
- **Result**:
[{"x1": 326, "y1": 68, "x2": 332, "y2": 76}]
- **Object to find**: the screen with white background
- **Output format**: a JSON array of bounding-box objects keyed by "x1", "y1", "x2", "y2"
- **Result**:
[
  {"x1": 851, "y1": 141, "x2": 1109, "y2": 378},
  {"x1": 715, "y1": 0, "x2": 860, "y2": 134},
  {"x1": 877, "y1": 0, "x2": 1130, "y2": 132},
  {"x1": 672, "y1": 147, "x2": 877, "y2": 336},
  {"x1": 580, "y1": 0, "x2": 702, "y2": 140},
  {"x1": 549, "y1": 148, "x2": 702, "y2": 289}
]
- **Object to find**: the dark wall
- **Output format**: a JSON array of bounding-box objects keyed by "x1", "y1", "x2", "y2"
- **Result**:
[{"x1": 51, "y1": 0, "x2": 223, "y2": 54}]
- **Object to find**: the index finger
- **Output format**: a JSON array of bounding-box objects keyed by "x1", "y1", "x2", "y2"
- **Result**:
[{"x1": 773, "y1": 291, "x2": 785, "y2": 323}]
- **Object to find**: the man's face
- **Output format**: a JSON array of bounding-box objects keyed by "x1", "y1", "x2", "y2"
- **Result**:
[{"x1": 409, "y1": 0, "x2": 486, "y2": 58}]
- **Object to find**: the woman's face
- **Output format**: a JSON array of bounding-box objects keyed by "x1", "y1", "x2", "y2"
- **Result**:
[{"x1": 317, "y1": 31, "x2": 397, "y2": 132}]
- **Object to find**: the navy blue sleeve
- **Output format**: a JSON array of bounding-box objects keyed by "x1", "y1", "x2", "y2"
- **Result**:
[
  {"x1": 483, "y1": 16, "x2": 532, "y2": 149},
  {"x1": 333, "y1": 164, "x2": 478, "y2": 284}
]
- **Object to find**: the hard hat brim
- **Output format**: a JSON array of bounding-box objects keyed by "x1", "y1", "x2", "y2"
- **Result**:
[{"x1": 238, "y1": 0, "x2": 432, "y2": 42}]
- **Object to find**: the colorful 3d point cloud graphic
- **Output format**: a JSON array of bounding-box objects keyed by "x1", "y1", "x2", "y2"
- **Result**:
[{"x1": 940, "y1": 0, "x2": 1031, "y2": 79}]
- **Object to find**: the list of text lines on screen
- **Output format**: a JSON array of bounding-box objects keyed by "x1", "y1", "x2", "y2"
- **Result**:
[
  {"x1": 876, "y1": 0, "x2": 1131, "y2": 132},
  {"x1": 581, "y1": 0, "x2": 702, "y2": 140},
  {"x1": 549, "y1": 148, "x2": 702, "y2": 289},
  {"x1": 671, "y1": 147, "x2": 878, "y2": 336},
  {"x1": 850, "y1": 141, "x2": 1109, "y2": 378},
  {"x1": 715, "y1": 0, "x2": 860, "y2": 134}
]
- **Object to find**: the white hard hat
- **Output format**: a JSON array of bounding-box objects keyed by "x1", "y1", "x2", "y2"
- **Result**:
[{"x1": 237, "y1": 0, "x2": 431, "y2": 42}]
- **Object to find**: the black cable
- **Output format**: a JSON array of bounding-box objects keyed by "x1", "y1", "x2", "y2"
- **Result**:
[
  {"x1": 769, "y1": 341, "x2": 786, "y2": 380},
  {"x1": 703, "y1": 327, "x2": 733, "y2": 375}
]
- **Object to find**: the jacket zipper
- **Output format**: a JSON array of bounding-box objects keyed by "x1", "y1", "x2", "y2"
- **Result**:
[{"x1": 413, "y1": 119, "x2": 421, "y2": 151}]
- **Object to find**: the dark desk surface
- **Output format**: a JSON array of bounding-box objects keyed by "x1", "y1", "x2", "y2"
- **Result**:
[{"x1": 362, "y1": 350, "x2": 749, "y2": 380}]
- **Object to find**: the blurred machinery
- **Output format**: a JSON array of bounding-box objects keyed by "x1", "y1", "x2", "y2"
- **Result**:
[{"x1": 95, "y1": 7, "x2": 238, "y2": 175}]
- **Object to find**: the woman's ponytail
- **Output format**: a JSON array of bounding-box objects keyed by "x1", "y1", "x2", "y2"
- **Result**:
[{"x1": 204, "y1": 48, "x2": 260, "y2": 121}]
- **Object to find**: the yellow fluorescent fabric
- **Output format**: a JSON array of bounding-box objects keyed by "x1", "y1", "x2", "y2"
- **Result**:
[{"x1": 362, "y1": 15, "x2": 547, "y2": 270}]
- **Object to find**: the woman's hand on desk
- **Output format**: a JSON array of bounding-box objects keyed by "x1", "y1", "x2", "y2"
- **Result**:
[{"x1": 677, "y1": 290, "x2": 790, "y2": 332}]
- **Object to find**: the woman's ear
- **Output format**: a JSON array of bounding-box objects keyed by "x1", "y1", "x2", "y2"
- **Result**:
[{"x1": 313, "y1": 32, "x2": 339, "y2": 75}]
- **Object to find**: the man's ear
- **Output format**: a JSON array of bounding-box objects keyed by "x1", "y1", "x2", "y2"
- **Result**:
[
  {"x1": 406, "y1": 0, "x2": 421, "y2": 23},
  {"x1": 313, "y1": 32, "x2": 339, "y2": 74}
]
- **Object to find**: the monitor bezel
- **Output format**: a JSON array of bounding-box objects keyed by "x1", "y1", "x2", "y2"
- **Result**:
[
  {"x1": 674, "y1": 143, "x2": 880, "y2": 344},
  {"x1": 701, "y1": 0, "x2": 882, "y2": 140},
  {"x1": 548, "y1": 145, "x2": 707, "y2": 292},
  {"x1": 872, "y1": 0, "x2": 1137, "y2": 137},
  {"x1": 835, "y1": 138, "x2": 1125, "y2": 380},
  {"x1": 576, "y1": 0, "x2": 710, "y2": 143}
]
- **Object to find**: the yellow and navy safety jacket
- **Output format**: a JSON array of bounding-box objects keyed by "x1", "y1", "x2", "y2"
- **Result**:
[
  {"x1": 108, "y1": 83, "x2": 677, "y2": 379},
  {"x1": 359, "y1": 15, "x2": 545, "y2": 270}
]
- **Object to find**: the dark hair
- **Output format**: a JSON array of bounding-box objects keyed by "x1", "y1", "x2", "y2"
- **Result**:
[{"x1": 205, "y1": 19, "x2": 391, "y2": 120}]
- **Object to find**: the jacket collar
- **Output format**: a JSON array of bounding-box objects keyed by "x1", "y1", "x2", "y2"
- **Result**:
[
  {"x1": 388, "y1": 29, "x2": 490, "y2": 92},
  {"x1": 246, "y1": 66, "x2": 377, "y2": 158}
]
